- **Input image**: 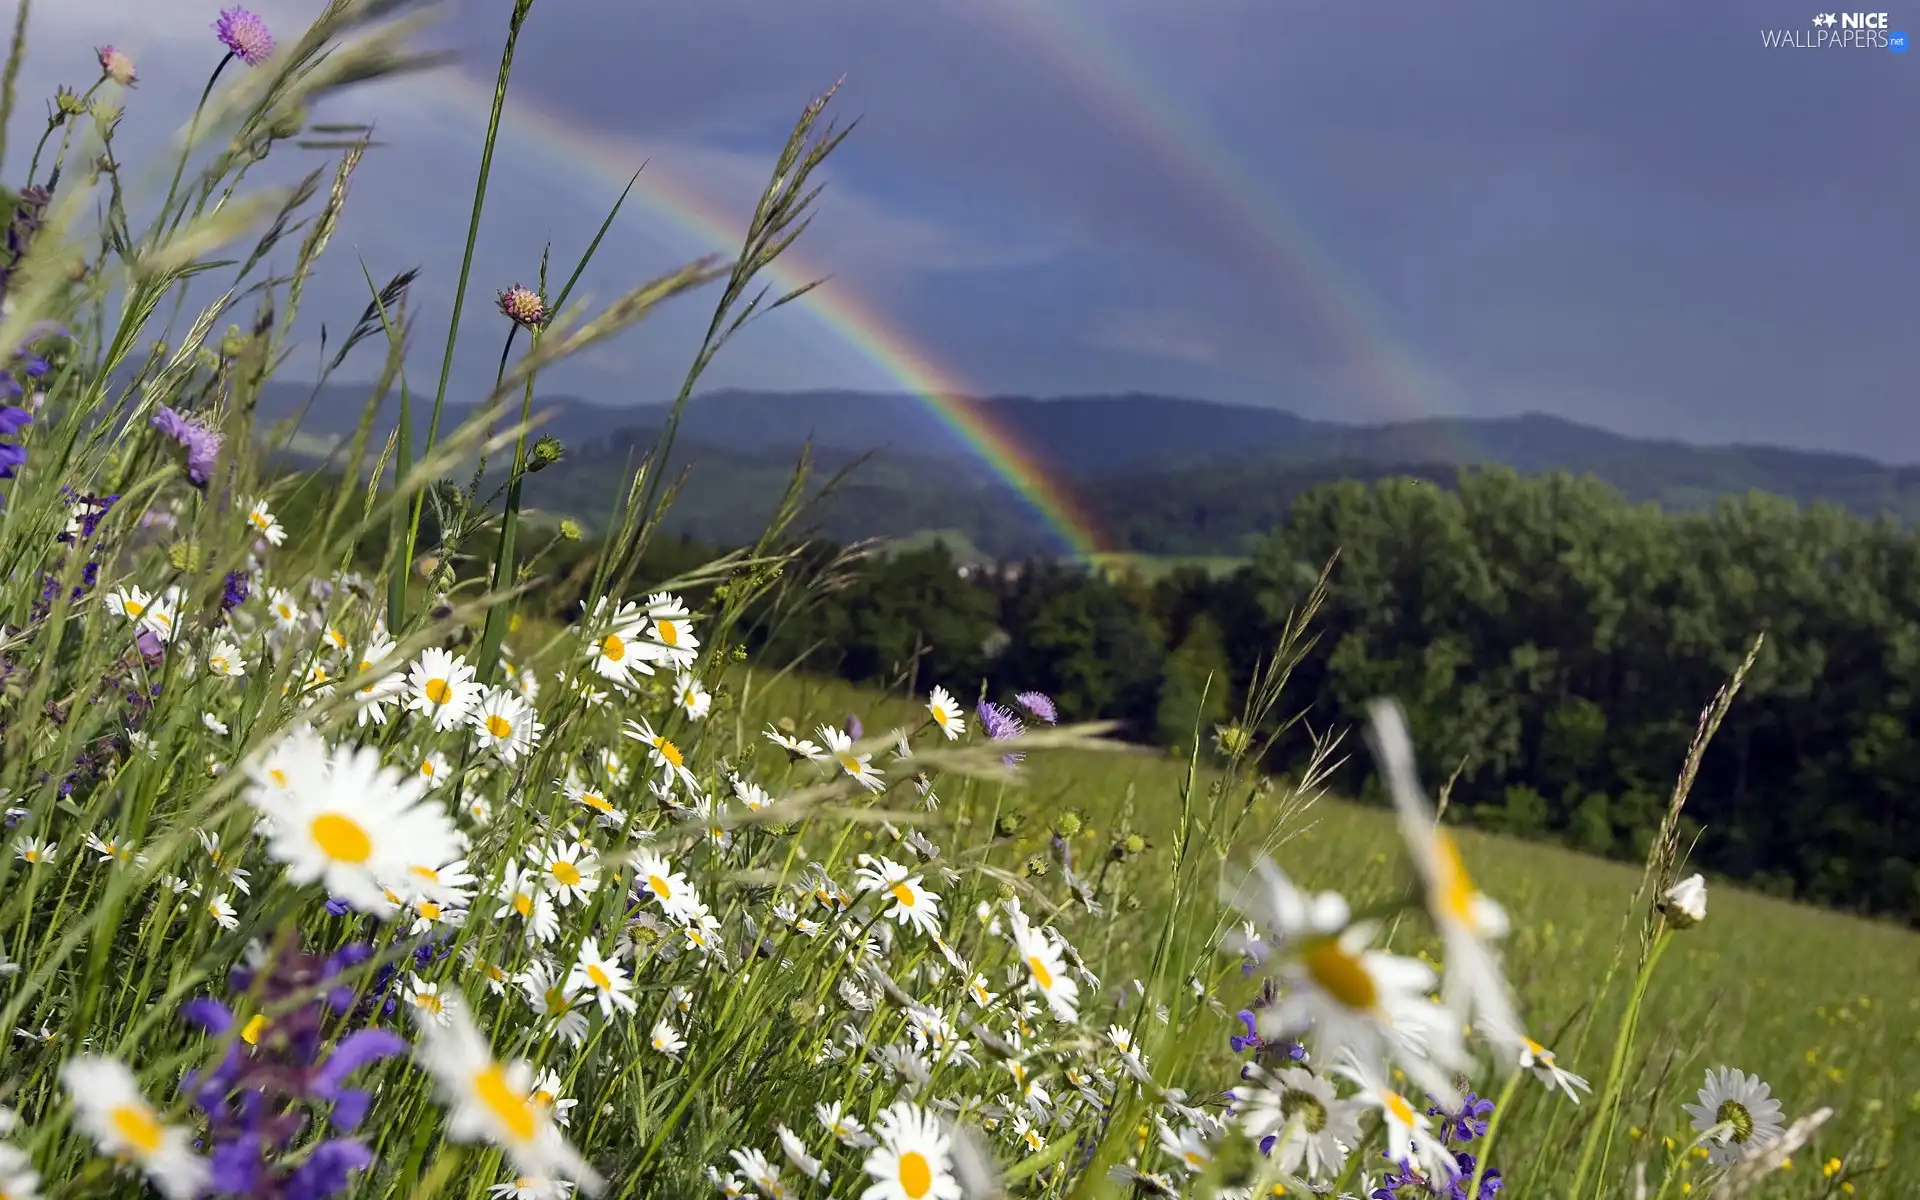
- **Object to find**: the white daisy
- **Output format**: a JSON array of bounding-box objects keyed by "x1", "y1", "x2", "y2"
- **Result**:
[
  {"x1": 566, "y1": 940, "x2": 636, "y2": 1018},
  {"x1": 643, "y1": 592, "x2": 699, "y2": 670},
  {"x1": 819, "y1": 725, "x2": 884, "y2": 792},
  {"x1": 649, "y1": 1019, "x2": 686, "y2": 1058},
  {"x1": 407, "y1": 647, "x2": 481, "y2": 732},
  {"x1": 247, "y1": 738, "x2": 460, "y2": 915},
  {"x1": 528, "y1": 840, "x2": 599, "y2": 907},
  {"x1": 854, "y1": 857, "x2": 942, "y2": 938},
  {"x1": 1682, "y1": 1066, "x2": 1785, "y2": 1168},
  {"x1": 1336, "y1": 1055, "x2": 1456, "y2": 1184},
  {"x1": 776, "y1": 1125, "x2": 829, "y2": 1184},
  {"x1": 206, "y1": 639, "x2": 248, "y2": 678},
  {"x1": 860, "y1": 1100, "x2": 961, "y2": 1200},
  {"x1": 672, "y1": 673, "x2": 711, "y2": 720},
  {"x1": 472, "y1": 687, "x2": 544, "y2": 764},
  {"x1": 623, "y1": 719, "x2": 697, "y2": 792},
  {"x1": 925, "y1": 686, "x2": 965, "y2": 740},
  {"x1": 244, "y1": 499, "x2": 286, "y2": 546},
  {"x1": 1236, "y1": 1065, "x2": 1362, "y2": 1182},
  {"x1": 529, "y1": 1069, "x2": 579, "y2": 1127},
  {"x1": 408, "y1": 974, "x2": 458, "y2": 1027},
  {"x1": 60, "y1": 1056, "x2": 211, "y2": 1199},
  {"x1": 1009, "y1": 914, "x2": 1079, "y2": 1023},
  {"x1": 577, "y1": 598, "x2": 658, "y2": 690},
  {"x1": 412, "y1": 1005, "x2": 601, "y2": 1192}
]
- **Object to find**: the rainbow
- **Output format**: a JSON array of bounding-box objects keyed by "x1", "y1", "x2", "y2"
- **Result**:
[
  {"x1": 413, "y1": 71, "x2": 1113, "y2": 560},
  {"x1": 969, "y1": 0, "x2": 1452, "y2": 436}
]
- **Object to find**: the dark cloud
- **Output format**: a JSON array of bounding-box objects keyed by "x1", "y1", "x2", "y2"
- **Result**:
[{"x1": 15, "y1": 0, "x2": 1920, "y2": 457}]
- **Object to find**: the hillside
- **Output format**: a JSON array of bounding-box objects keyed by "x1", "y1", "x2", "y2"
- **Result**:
[{"x1": 255, "y1": 383, "x2": 1920, "y2": 557}]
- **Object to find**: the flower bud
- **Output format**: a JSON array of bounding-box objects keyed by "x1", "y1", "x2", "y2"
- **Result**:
[
  {"x1": 1659, "y1": 873, "x2": 1707, "y2": 928},
  {"x1": 529, "y1": 434, "x2": 563, "y2": 472}
]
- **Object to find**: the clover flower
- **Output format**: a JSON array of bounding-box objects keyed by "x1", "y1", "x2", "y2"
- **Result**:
[
  {"x1": 98, "y1": 45, "x2": 138, "y2": 86},
  {"x1": 497, "y1": 285, "x2": 549, "y2": 329},
  {"x1": 214, "y1": 7, "x2": 276, "y2": 66}
]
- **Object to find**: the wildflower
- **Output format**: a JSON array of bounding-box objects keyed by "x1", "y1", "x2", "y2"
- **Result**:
[
  {"x1": 247, "y1": 738, "x2": 460, "y2": 915},
  {"x1": 855, "y1": 857, "x2": 943, "y2": 938},
  {"x1": 926, "y1": 686, "x2": 966, "y2": 740},
  {"x1": 60, "y1": 1056, "x2": 211, "y2": 1199},
  {"x1": 1682, "y1": 1067, "x2": 1784, "y2": 1168},
  {"x1": 820, "y1": 724, "x2": 884, "y2": 792},
  {"x1": 976, "y1": 701, "x2": 1025, "y2": 766},
  {"x1": 1337, "y1": 1056, "x2": 1456, "y2": 1184},
  {"x1": 579, "y1": 598, "x2": 657, "y2": 689},
  {"x1": 412, "y1": 1005, "x2": 602, "y2": 1192},
  {"x1": 491, "y1": 1178, "x2": 575, "y2": 1200},
  {"x1": 497, "y1": 285, "x2": 549, "y2": 329},
  {"x1": 149, "y1": 406, "x2": 222, "y2": 489},
  {"x1": 776, "y1": 1125, "x2": 829, "y2": 1184},
  {"x1": 1513, "y1": 1034, "x2": 1591, "y2": 1104},
  {"x1": 496, "y1": 864, "x2": 560, "y2": 945},
  {"x1": 672, "y1": 673, "x2": 711, "y2": 720},
  {"x1": 519, "y1": 962, "x2": 589, "y2": 1046},
  {"x1": 644, "y1": 592, "x2": 699, "y2": 668},
  {"x1": 472, "y1": 687, "x2": 544, "y2": 763},
  {"x1": 817, "y1": 1101, "x2": 875, "y2": 1148},
  {"x1": 408, "y1": 975, "x2": 457, "y2": 1027},
  {"x1": 13, "y1": 836, "x2": 54, "y2": 866},
  {"x1": 529, "y1": 1070, "x2": 578, "y2": 1126},
  {"x1": 1661, "y1": 874, "x2": 1708, "y2": 929},
  {"x1": 213, "y1": 7, "x2": 275, "y2": 65},
  {"x1": 1013, "y1": 690, "x2": 1057, "y2": 723},
  {"x1": 729, "y1": 1148, "x2": 787, "y2": 1199},
  {"x1": 0, "y1": 405, "x2": 29, "y2": 486},
  {"x1": 649, "y1": 1019, "x2": 687, "y2": 1058},
  {"x1": 408, "y1": 648, "x2": 481, "y2": 732},
  {"x1": 623, "y1": 719, "x2": 697, "y2": 791},
  {"x1": 1009, "y1": 914, "x2": 1079, "y2": 1022},
  {"x1": 98, "y1": 44, "x2": 137, "y2": 85},
  {"x1": 764, "y1": 725, "x2": 825, "y2": 762},
  {"x1": 861, "y1": 1100, "x2": 961, "y2": 1200},
  {"x1": 1367, "y1": 700, "x2": 1518, "y2": 1043},
  {"x1": 566, "y1": 941, "x2": 636, "y2": 1018},
  {"x1": 1237, "y1": 1065, "x2": 1360, "y2": 1181},
  {"x1": 1431, "y1": 1092, "x2": 1495, "y2": 1142},
  {"x1": 244, "y1": 499, "x2": 286, "y2": 546},
  {"x1": 0, "y1": 1143, "x2": 40, "y2": 1199},
  {"x1": 529, "y1": 839, "x2": 599, "y2": 907}
]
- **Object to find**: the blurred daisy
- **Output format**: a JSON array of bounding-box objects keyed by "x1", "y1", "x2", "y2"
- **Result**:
[
  {"x1": 816, "y1": 1101, "x2": 875, "y2": 1149},
  {"x1": 412, "y1": 1005, "x2": 601, "y2": 1192},
  {"x1": 408, "y1": 975, "x2": 457, "y2": 1027},
  {"x1": 529, "y1": 1070, "x2": 579, "y2": 1126},
  {"x1": 861, "y1": 1100, "x2": 961, "y2": 1200},
  {"x1": 496, "y1": 864, "x2": 560, "y2": 945},
  {"x1": 351, "y1": 637, "x2": 407, "y2": 725},
  {"x1": 1156, "y1": 1124, "x2": 1211, "y2": 1176},
  {"x1": 1367, "y1": 700, "x2": 1518, "y2": 1044},
  {"x1": 672, "y1": 674, "x2": 711, "y2": 720},
  {"x1": 60, "y1": 1056, "x2": 210, "y2": 1199},
  {"x1": 249, "y1": 740, "x2": 459, "y2": 915},
  {"x1": 1236, "y1": 1065, "x2": 1360, "y2": 1181},
  {"x1": 206, "y1": 639, "x2": 247, "y2": 677},
  {"x1": 1336, "y1": 1055, "x2": 1455, "y2": 1184},
  {"x1": 244, "y1": 500, "x2": 285, "y2": 546},
  {"x1": 649, "y1": 1019, "x2": 686, "y2": 1058},
  {"x1": 1514, "y1": 1033, "x2": 1591, "y2": 1104},
  {"x1": 1009, "y1": 916, "x2": 1079, "y2": 1023},
  {"x1": 776, "y1": 1125, "x2": 829, "y2": 1184},
  {"x1": 417, "y1": 751, "x2": 451, "y2": 791},
  {"x1": 1683, "y1": 1067, "x2": 1784, "y2": 1168},
  {"x1": 519, "y1": 962, "x2": 590, "y2": 1048},
  {"x1": 764, "y1": 726, "x2": 825, "y2": 762}
]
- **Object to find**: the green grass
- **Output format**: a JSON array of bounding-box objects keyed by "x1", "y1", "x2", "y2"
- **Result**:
[{"x1": 740, "y1": 671, "x2": 1920, "y2": 1191}]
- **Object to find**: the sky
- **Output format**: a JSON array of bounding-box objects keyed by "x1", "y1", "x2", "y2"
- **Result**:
[{"x1": 12, "y1": 0, "x2": 1919, "y2": 461}]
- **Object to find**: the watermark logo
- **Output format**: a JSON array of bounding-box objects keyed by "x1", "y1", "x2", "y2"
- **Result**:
[{"x1": 1762, "y1": 12, "x2": 1908, "y2": 49}]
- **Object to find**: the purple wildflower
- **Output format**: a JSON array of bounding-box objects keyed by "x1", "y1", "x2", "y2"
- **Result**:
[
  {"x1": 214, "y1": 7, "x2": 275, "y2": 65},
  {"x1": 151, "y1": 405, "x2": 223, "y2": 489},
  {"x1": 1014, "y1": 690, "x2": 1058, "y2": 724},
  {"x1": 977, "y1": 700, "x2": 1026, "y2": 766},
  {"x1": 844, "y1": 713, "x2": 863, "y2": 742},
  {"x1": 0, "y1": 404, "x2": 28, "y2": 483},
  {"x1": 1431, "y1": 1092, "x2": 1495, "y2": 1144},
  {"x1": 182, "y1": 937, "x2": 396, "y2": 1198},
  {"x1": 221, "y1": 571, "x2": 251, "y2": 612}
]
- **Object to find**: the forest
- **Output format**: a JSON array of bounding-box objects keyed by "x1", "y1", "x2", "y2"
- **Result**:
[{"x1": 669, "y1": 467, "x2": 1920, "y2": 923}]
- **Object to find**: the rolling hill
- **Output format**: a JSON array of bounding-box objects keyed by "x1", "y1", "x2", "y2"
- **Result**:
[{"x1": 253, "y1": 383, "x2": 1920, "y2": 558}]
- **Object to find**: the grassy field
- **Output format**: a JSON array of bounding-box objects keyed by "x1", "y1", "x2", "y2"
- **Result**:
[{"x1": 737, "y1": 670, "x2": 1920, "y2": 1192}]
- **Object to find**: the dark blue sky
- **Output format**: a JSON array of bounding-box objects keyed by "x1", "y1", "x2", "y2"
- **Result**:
[{"x1": 18, "y1": 0, "x2": 1919, "y2": 459}]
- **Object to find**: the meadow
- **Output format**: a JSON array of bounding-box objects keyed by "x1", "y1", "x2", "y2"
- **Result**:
[{"x1": 0, "y1": 3, "x2": 1907, "y2": 1199}]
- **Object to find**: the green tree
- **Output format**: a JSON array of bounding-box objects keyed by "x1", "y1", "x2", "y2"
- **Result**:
[{"x1": 1155, "y1": 614, "x2": 1231, "y2": 751}]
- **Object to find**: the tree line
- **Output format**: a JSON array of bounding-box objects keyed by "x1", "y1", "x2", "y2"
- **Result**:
[{"x1": 735, "y1": 468, "x2": 1920, "y2": 924}]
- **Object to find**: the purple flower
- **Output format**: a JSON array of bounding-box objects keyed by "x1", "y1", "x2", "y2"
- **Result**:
[
  {"x1": 1014, "y1": 690, "x2": 1058, "y2": 724},
  {"x1": 844, "y1": 713, "x2": 863, "y2": 742},
  {"x1": 151, "y1": 405, "x2": 223, "y2": 488},
  {"x1": 181, "y1": 937, "x2": 396, "y2": 1198},
  {"x1": 0, "y1": 404, "x2": 29, "y2": 482},
  {"x1": 977, "y1": 701, "x2": 1026, "y2": 766},
  {"x1": 221, "y1": 571, "x2": 251, "y2": 612},
  {"x1": 1430, "y1": 1092, "x2": 1496, "y2": 1144},
  {"x1": 214, "y1": 7, "x2": 275, "y2": 65}
]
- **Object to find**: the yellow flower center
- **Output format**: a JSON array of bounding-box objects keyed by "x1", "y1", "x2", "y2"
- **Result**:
[
  {"x1": 424, "y1": 678, "x2": 452, "y2": 705},
  {"x1": 897, "y1": 1149, "x2": 933, "y2": 1199},
  {"x1": 414, "y1": 990, "x2": 443, "y2": 1013},
  {"x1": 1028, "y1": 955, "x2": 1054, "y2": 990},
  {"x1": 837, "y1": 754, "x2": 862, "y2": 775},
  {"x1": 485, "y1": 714, "x2": 513, "y2": 739},
  {"x1": 211, "y1": 656, "x2": 228, "y2": 673},
  {"x1": 249, "y1": 511, "x2": 271, "y2": 531},
  {"x1": 110, "y1": 1103, "x2": 164, "y2": 1155},
  {"x1": 648, "y1": 874, "x2": 674, "y2": 900},
  {"x1": 579, "y1": 792, "x2": 613, "y2": 813},
  {"x1": 656, "y1": 620, "x2": 680, "y2": 647},
  {"x1": 124, "y1": 600, "x2": 146, "y2": 617},
  {"x1": 890, "y1": 882, "x2": 918, "y2": 908},
  {"x1": 1302, "y1": 938, "x2": 1379, "y2": 1011},
  {"x1": 549, "y1": 860, "x2": 584, "y2": 888},
  {"x1": 512, "y1": 893, "x2": 534, "y2": 917},
  {"x1": 472, "y1": 1064, "x2": 537, "y2": 1142},
  {"x1": 533, "y1": 1089, "x2": 555, "y2": 1108},
  {"x1": 268, "y1": 767, "x2": 288, "y2": 788},
  {"x1": 545, "y1": 986, "x2": 570, "y2": 1013},
  {"x1": 309, "y1": 812, "x2": 373, "y2": 864},
  {"x1": 656, "y1": 739, "x2": 684, "y2": 768},
  {"x1": 241, "y1": 1013, "x2": 270, "y2": 1045},
  {"x1": 600, "y1": 634, "x2": 626, "y2": 663},
  {"x1": 418, "y1": 901, "x2": 443, "y2": 920},
  {"x1": 151, "y1": 611, "x2": 173, "y2": 631},
  {"x1": 1433, "y1": 831, "x2": 1480, "y2": 928},
  {"x1": 1385, "y1": 1090, "x2": 1417, "y2": 1127},
  {"x1": 586, "y1": 964, "x2": 613, "y2": 990}
]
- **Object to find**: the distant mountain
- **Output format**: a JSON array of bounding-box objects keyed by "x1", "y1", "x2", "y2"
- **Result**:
[{"x1": 254, "y1": 383, "x2": 1920, "y2": 558}]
